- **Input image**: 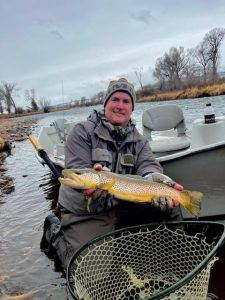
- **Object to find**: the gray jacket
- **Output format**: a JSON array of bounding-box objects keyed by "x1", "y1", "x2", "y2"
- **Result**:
[{"x1": 59, "y1": 111, "x2": 163, "y2": 215}]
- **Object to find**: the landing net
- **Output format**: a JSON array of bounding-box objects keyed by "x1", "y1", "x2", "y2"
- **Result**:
[{"x1": 67, "y1": 221, "x2": 225, "y2": 300}]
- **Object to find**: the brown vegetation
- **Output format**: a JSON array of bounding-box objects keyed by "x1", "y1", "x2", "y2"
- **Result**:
[{"x1": 138, "y1": 82, "x2": 225, "y2": 102}]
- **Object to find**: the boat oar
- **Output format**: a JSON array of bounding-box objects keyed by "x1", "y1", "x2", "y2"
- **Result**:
[{"x1": 28, "y1": 134, "x2": 61, "y2": 178}]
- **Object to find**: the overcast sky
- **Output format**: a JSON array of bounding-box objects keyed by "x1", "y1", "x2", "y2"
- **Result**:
[{"x1": 1, "y1": 0, "x2": 225, "y2": 107}]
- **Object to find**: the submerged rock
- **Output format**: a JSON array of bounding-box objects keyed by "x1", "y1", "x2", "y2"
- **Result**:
[
  {"x1": 0, "y1": 137, "x2": 11, "y2": 151},
  {"x1": 0, "y1": 175, "x2": 15, "y2": 195},
  {"x1": 0, "y1": 165, "x2": 8, "y2": 172}
]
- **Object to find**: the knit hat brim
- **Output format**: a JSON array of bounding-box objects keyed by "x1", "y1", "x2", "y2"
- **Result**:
[{"x1": 103, "y1": 78, "x2": 136, "y2": 110}]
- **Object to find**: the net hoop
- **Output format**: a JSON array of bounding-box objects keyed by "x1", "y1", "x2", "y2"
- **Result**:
[{"x1": 67, "y1": 221, "x2": 225, "y2": 300}]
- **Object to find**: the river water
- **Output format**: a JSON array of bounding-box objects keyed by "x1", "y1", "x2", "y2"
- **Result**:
[{"x1": 1, "y1": 96, "x2": 225, "y2": 299}]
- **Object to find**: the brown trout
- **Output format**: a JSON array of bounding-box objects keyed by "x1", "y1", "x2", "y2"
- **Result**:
[{"x1": 59, "y1": 168, "x2": 202, "y2": 217}]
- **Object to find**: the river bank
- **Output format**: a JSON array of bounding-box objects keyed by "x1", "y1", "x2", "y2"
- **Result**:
[
  {"x1": 138, "y1": 81, "x2": 225, "y2": 102},
  {"x1": 0, "y1": 118, "x2": 37, "y2": 198}
]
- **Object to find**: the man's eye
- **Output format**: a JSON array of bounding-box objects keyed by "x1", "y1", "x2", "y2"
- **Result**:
[{"x1": 123, "y1": 100, "x2": 131, "y2": 104}]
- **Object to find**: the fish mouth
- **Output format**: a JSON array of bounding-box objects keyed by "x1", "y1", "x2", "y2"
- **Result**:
[
  {"x1": 62, "y1": 169, "x2": 74, "y2": 179},
  {"x1": 61, "y1": 169, "x2": 99, "y2": 189},
  {"x1": 62, "y1": 169, "x2": 85, "y2": 177},
  {"x1": 61, "y1": 169, "x2": 86, "y2": 186}
]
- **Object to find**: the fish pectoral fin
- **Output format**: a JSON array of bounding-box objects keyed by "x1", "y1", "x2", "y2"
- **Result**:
[{"x1": 96, "y1": 179, "x2": 115, "y2": 191}]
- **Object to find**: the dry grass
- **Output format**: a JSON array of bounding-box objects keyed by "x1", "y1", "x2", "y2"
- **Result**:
[{"x1": 138, "y1": 82, "x2": 225, "y2": 102}]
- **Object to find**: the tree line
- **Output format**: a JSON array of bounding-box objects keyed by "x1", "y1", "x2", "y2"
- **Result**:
[
  {"x1": 0, "y1": 27, "x2": 225, "y2": 114},
  {"x1": 90, "y1": 27, "x2": 225, "y2": 103},
  {"x1": 0, "y1": 84, "x2": 51, "y2": 114},
  {"x1": 137, "y1": 27, "x2": 225, "y2": 95}
]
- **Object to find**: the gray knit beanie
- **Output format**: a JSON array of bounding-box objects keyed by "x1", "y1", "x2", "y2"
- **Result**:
[{"x1": 103, "y1": 78, "x2": 136, "y2": 110}]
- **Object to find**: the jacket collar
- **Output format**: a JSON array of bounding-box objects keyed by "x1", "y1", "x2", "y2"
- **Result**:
[{"x1": 89, "y1": 110, "x2": 142, "y2": 144}]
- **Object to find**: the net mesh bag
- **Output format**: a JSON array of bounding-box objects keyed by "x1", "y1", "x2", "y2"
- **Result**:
[{"x1": 67, "y1": 221, "x2": 225, "y2": 300}]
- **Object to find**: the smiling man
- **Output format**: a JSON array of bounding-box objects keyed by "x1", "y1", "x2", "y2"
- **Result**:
[
  {"x1": 103, "y1": 78, "x2": 135, "y2": 127},
  {"x1": 40, "y1": 78, "x2": 183, "y2": 270},
  {"x1": 104, "y1": 91, "x2": 133, "y2": 127}
]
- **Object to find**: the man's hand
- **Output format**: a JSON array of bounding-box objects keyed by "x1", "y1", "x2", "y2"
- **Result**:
[
  {"x1": 83, "y1": 164, "x2": 110, "y2": 198},
  {"x1": 145, "y1": 172, "x2": 183, "y2": 190},
  {"x1": 82, "y1": 164, "x2": 114, "y2": 213},
  {"x1": 94, "y1": 163, "x2": 110, "y2": 172},
  {"x1": 145, "y1": 172, "x2": 183, "y2": 211}
]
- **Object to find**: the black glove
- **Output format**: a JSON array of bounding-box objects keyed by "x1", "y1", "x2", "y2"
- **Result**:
[
  {"x1": 145, "y1": 172, "x2": 183, "y2": 211},
  {"x1": 151, "y1": 196, "x2": 175, "y2": 211},
  {"x1": 83, "y1": 188, "x2": 117, "y2": 213}
]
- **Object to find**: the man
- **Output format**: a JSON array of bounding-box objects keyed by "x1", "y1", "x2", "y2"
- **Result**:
[{"x1": 41, "y1": 78, "x2": 182, "y2": 269}]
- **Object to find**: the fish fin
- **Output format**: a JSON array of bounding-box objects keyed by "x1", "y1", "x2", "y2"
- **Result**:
[
  {"x1": 181, "y1": 190, "x2": 203, "y2": 217},
  {"x1": 86, "y1": 196, "x2": 92, "y2": 212}
]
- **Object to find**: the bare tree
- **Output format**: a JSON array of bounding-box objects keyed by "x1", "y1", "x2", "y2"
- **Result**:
[
  {"x1": 153, "y1": 47, "x2": 188, "y2": 90},
  {"x1": 134, "y1": 67, "x2": 144, "y2": 90},
  {"x1": 80, "y1": 96, "x2": 88, "y2": 106},
  {"x1": 39, "y1": 97, "x2": 51, "y2": 112},
  {"x1": 191, "y1": 42, "x2": 211, "y2": 83},
  {"x1": 153, "y1": 58, "x2": 169, "y2": 90},
  {"x1": 0, "y1": 97, "x2": 4, "y2": 114},
  {"x1": 169, "y1": 47, "x2": 189, "y2": 87},
  {"x1": 182, "y1": 50, "x2": 200, "y2": 87},
  {"x1": 25, "y1": 88, "x2": 39, "y2": 111},
  {"x1": 203, "y1": 27, "x2": 225, "y2": 81},
  {"x1": 0, "y1": 81, "x2": 18, "y2": 113},
  {"x1": 94, "y1": 91, "x2": 105, "y2": 105}
]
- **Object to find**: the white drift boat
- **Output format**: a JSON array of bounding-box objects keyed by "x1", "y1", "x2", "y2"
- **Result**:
[{"x1": 34, "y1": 104, "x2": 225, "y2": 220}]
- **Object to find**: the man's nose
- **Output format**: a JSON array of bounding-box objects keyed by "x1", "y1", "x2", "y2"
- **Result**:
[{"x1": 116, "y1": 100, "x2": 124, "y2": 108}]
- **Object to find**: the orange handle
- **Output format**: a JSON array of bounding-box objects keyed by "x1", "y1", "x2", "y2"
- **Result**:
[{"x1": 28, "y1": 135, "x2": 42, "y2": 151}]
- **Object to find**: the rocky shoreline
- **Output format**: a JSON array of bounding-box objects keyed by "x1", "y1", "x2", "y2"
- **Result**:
[{"x1": 0, "y1": 117, "x2": 37, "y2": 198}]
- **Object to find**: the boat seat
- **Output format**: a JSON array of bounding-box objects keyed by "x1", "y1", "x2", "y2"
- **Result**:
[{"x1": 142, "y1": 104, "x2": 190, "y2": 153}]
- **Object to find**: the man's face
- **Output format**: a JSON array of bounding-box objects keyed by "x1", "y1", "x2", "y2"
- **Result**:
[{"x1": 104, "y1": 91, "x2": 133, "y2": 128}]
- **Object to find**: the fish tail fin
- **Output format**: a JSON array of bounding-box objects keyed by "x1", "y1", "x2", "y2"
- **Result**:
[{"x1": 181, "y1": 190, "x2": 203, "y2": 217}]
